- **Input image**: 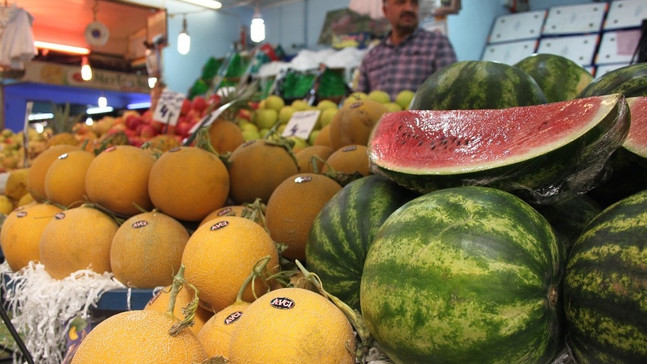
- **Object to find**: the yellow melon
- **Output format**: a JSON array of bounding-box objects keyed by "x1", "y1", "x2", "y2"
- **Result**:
[
  {"x1": 70, "y1": 310, "x2": 207, "y2": 364},
  {"x1": 0, "y1": 203, "x2": 62, "y2": 272}
]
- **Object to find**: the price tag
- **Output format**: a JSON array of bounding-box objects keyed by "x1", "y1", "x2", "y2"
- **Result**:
[
  {"x1": 153, "y1": 89, "x2": 185, "y2": 126},
  {"x1": 281, "y1": 110, "x2": 321, "y2": 139}
]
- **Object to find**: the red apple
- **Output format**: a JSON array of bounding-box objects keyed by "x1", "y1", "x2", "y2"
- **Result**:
[
  {"x1": 181, "y1": 98, "x2": 191, "y2": 116},
  {"x1": 191, "y1": 96, "x2": 208, "y2": 114}
]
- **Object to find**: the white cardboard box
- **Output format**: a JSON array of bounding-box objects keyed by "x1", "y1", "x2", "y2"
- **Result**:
[
  {"x1": 481, "y1": 40, "x2": 538, "y2": 65},
  {"x1": 537, "y1": 34, "x2": 600, "y2": 66},
  {"x1": 604, "y1": 0, "x2": 647, "y2": 30},
  {"x1": 596, "y1": 29, "x2": 642, "y2": 65},
  {"x1": 542, "y1": 3, "x2": 608, "y2": 35},
  {"x1": 487, "y1": 10, "x2": 546, "y2": 44}
]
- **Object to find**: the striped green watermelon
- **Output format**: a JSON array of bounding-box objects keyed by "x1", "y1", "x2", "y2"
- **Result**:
[
  {"x1": 368, "y1": 94, "x2": 630, "y2": 204},
  {"x1": 563, "y1": 189, "x2": 647, "y2": 364},
  {"x1": 514, "y1": 53, "x2": 593, "y2": 103},
  {"x1": 409, "y1": 60, "x2": 547, "y2": 110},
  {"x1": 533, "y1": 194, "x2": 601, "y2": 253},
  {"x1": 578, "y1": 62, "x2": 647, "y2": 98},
  {"x1": 360, "y1": 186, "x2": 565, "y2": 364},
  {"x1": 305, "y1": 175, "x2": 418, "y2": 311}
]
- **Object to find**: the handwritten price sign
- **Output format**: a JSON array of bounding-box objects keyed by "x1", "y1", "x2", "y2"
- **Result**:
[
  {"x1": 153, "y1": 89, "x2": 186, "y2": 126},
  {"x1": 281, "y1": 110, "x2": 321, "y2": 140}
]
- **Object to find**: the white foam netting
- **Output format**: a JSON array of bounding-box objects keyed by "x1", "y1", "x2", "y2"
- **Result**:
[
  {"x1": 258, "y1": 47, "x2": 367, "y2": 77},
  {"x1": 0, "y1": 261, "x2": 124, "y2": 364}
]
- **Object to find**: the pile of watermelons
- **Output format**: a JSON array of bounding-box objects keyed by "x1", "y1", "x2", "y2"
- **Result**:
[{"x1": 305, "y1": 55, "x2": 647, "y2": 364}]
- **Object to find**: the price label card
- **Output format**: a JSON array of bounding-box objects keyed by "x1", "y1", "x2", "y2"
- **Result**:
[
  {"x1": 281, "y1": 110, "x2": 321, "y2": 140},
  {"x1": 153, "y1": 89, "x2": 185, "y2": 126}
]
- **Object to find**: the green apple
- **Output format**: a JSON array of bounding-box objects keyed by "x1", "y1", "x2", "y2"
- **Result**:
[
  {"x1": 239, "y1": 120, "x2": 259, "y2": 132},
  {"x1": 264, "y1": 95, "x2": 285, "y2": 111},
  {"x1": 368, "y1": 90, "x2": 390, "y2": 104},
  {"x1": 253, "y1": 108, "x2": 279, "y2": 129},
  {"x1": 291, "y1": 99, "x2": 309, "y2": 111},
  {"x1": 396, "y1": 89, "x2": 415, "y2": 110},
  {"x1": 384, "y1": 102, "x2": 403, "y2": 112},
  {"x1": 316, "y1": 99, "x2": 338, "y2": 110},
  {"x1": 242, "y1": 129, "x2": 260, "y2": 141},
  {"x1": 308, "y1": 130, "x2": 320, "y2": 145},
  {"x1": 287, "y1": 135, "x2": 308, "y2": 150},
  {"x1": 319, "y1": 108, "x2": 338, "y2": 128},
  {"x1": 279, "y1": 105, "x2": 298, "y2": 124},
  {"x1": 343, "y1": 91, "x2": 368, "y2": 107}
]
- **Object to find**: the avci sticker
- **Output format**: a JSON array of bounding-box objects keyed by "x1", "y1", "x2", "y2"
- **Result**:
[
  {"x1": 269, "y1": 297, "x2": 295, "y2": 309},
  {"x1": 210, "y1": 220, "x2": 229, "y2": 231}
]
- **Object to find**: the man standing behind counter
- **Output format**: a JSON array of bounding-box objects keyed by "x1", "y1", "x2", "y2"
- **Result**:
[{"x1": 356, "y1": 0, "x2": 458, "y2": 101}]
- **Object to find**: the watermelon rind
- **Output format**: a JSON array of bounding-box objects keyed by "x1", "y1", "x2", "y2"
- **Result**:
[
  {"x1": 514, "y1": 53, "x2": 593, "y2": 103},
  {"x1": 305, "y1": 175, "x2": 418, "y2": 311},
  {"x1": 563, "y1": 189, "x2": 647, "y2": 364},
  {"x1": 410, "y1": 60, "x2": 547, "y2": 110},
  {"x1": 577, "y1": 62, "x2": 647, "y2": 98},
  {"x1": 360, "y1": 186, "x2": 565, "y2": 364},
  {"x1": 368, "y1": 94, "x2": 630, "y2": 204}
]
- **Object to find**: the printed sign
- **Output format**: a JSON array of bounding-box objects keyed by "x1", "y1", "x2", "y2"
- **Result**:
[{"x1": 281, "y1": 110, "x2": 320, "y2": 140}]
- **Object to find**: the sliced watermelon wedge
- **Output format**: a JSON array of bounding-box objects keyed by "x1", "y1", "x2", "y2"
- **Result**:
[
  {"x1": 625, "y1": 97, "x2": 647, "y2": 160},
  {"x1": 368, "y1": 94, "x2": 630, "y2": 203}
]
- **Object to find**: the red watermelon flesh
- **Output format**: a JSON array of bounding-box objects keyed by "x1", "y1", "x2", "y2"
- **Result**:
[
  {"x1": 368, "y1": 94, "x2": 630, "y2": 202},
  {"x1": 370, "y1": 95, "x2": 624, "y2": 174},
  {"x1": 625, "y1": 97, "x2": 647, "y2": 159}
]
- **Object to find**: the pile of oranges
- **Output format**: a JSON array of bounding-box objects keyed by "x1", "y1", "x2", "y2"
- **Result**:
[{"x1": 0, "y1": 93, "x2": 393, "y2": 363}]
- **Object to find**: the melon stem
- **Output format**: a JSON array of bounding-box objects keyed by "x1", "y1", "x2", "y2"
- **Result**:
[
  {"x1": 236, "y1": 255, "x2": 271, "y2": 303},
  {"x1": 166, "y1": 264, "x2": 201, "y2": 336},
  {"x1": 294, "y1": 259, "x2": 372, "y2": 359}
]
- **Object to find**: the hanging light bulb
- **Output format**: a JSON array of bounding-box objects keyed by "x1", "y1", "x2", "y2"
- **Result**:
[
  {"x1": 177, "y1": 15, "x2": 191, "y2": 55},
  {"x1": 250, "y1": 6, "x2": 265, "y2": 43},
  {"x1": 81, "y1": 56, "x2": 92, "y2": 81}
]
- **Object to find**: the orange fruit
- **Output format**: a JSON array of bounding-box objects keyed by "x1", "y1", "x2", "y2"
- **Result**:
[
  {"x1": 295, "y1": 145, "x2": 334, "y2": 173},
  {"x1": 328, "y1": 98, "x2": 388, "y2": 150},
  {"x1": 144, "y1": 284, "x2": 213, "y2": 336},
  {"x1": 70, "y1": 310, "x2": 207, "y2": 364},
  {"x1": 228, "y1": 139, "x2": 299, "y2": 204},
  {"x1": 228, "y1": 287, "x2": 356, "y2": 364},
  {"x1": 208, "y1": 118, "x2": 245, "y2": 154},
  {"x1": 44, "y1": 150, "x2": 94, "y2": 208},
  {"x1": 110, "y1": 210, "x2": 190, "y2": 288},
  {"x1": 148, "y1": 146, "x2": 230, "y2": 222},
  {"x1": 314, "y1": 124, "x2": 332, "y2": 147},
  {"x1": 323, "y1": 144, "x2": 370, "y2": 176},
  {"x1": 39, "y1": 205, "x2": 118, "y2": 279},
  {"x1": 0, "y1": 203, "x2": 62, "y2": 272},
  {"x1": 197, "y1": 301, "x2": 250, "y2": 359},
  {"x1": 85, "y1": 145, "x2": 155, "y2": 216},
  {"x1": 27, "y1": 144, "x2": 80, "y2": 202},
  {"x1": 265, "y1": 173, "x2": 341, "y2": 261},
  {"x1": 181, "y1": 216, "x2": 280, "y2": 312}
]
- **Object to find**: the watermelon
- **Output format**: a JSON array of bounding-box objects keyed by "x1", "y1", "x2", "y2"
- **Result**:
[
  {"x1": 578, "y1": 62, "x2": 647, "y2": 98},
  {"x1": 360, "y1": 186, "x2": 564, "y2": 364},
  {"x1": 409, "y1": 60, "x2": 547, "y2": 110},
  {"x1": 514, "y1": 53, "x2": 593, "y2": 103},
  {"x1": 368, "y1": 94, "x2": 630, "y2": 204},
  {"x1": 588, "y1": 97, "x2": 647, "y2": 207},
  {"x1": 533, "y1": 194, "x2": 601, "y2": 253},
  {"x1": 305, "y1": 175, "x2": 418, "y2": 311},
  {"x1": 563, "y1": 189, "x2": 647, "y2": 364}
]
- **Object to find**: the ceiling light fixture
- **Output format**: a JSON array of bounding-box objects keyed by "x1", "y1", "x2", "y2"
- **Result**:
[
  {"x1": 250, "y1": 4, "x2": 265, "y2": 43},
  {"x1": 177, "y1": 15, "x2": 191, "y2": 55},
  {"x1": 176, "y1": 0, "x2": 222, "y2": 10},
  {"x1": 98, "y1": 95, "x2": 108, "y2": 108},
  {"x1": 34, "y1": 41, "x2": 90, "y2": 55},
  {"x1": 81, "y1": 56, "x2": 93, "y2": 81}
]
